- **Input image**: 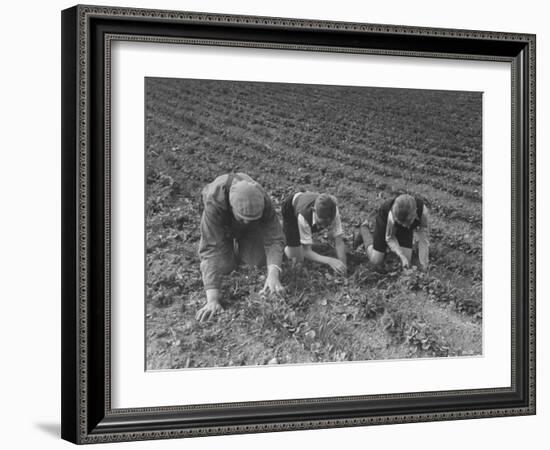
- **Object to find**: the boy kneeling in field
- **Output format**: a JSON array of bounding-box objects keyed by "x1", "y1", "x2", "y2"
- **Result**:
[
  {"x1": 354, "y1": 194, "x2": 430, "y2": 270},
  {"x1": 282, "y1": 191, "x2": 347, "y2": 274}
]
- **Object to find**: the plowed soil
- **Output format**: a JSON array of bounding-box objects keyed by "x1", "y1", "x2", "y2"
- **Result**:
[{"x1": 145, "y1": 77, "x2": 482, "y2": 370}]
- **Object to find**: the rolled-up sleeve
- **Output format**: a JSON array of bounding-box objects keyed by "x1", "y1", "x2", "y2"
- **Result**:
[
  {"x1": 261, "y1": 200, "x2": 284, "y2": 268},
  {"x1": 329, "y1": 208, "x2": 344, "y2": 239},
  {"x1": 385, "y1": 210, "x2": 401, "y2": 253},
  {"x1": 198, "y1": 203, "x2": 234, "y2": 290},
  {"x1": 297, "y1": 214, "x2": 313, "y2": 245}
]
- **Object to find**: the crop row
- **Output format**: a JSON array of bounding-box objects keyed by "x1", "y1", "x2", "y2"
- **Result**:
[
  {"x1": 147, "y1": 104, "x2": 483, "y2": 227},
  {"x1": 146, "y1": 80, "x2": 483, "y2": 278},
  {"x1": 146, "y1": 127, "x2": 485, "y2": 269},
  {"x1": 149, "y1": 85, "x2": 482, "y2": 188},
  {"x1": 146, "y1": 163, "x2": 482, "y2": 307},
  {"x1": 228, "y1": 100, "x2": 481, "y2": 184},
  {"x1": 147, "y1": 153, "x2": 482, "y2": 269},
  {"x1": 147, "y1": 87, "x2": 482, "y2": 198},
  {"x1": 146, "y1": 143, "x2": 484, "y2": 283},
  {"x1": 183, "y1": 98, "x2": 482, "y2": 186},
  {"x1": 148, "y1": 79, "x2": 482, "y2": 169},
  {"x1": 192, "y1": 80, "x2": 481, "y2": 159}
]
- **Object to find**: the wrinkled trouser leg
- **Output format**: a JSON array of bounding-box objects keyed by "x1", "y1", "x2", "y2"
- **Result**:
[
  {"x1": 199, "y1": 239, "x2": 237, "y2": 288},
  {"x1": 236, "y1": 226, "x2": 267, "y2": 268}
]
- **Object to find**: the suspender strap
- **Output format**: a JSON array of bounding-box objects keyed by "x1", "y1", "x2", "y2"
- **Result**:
[
  {"x1": 292, "y1": 192, "x2": 300, "y2": 210},
  {"x1": 224, "y1": 173, "x2": 235, "y2": 207}
]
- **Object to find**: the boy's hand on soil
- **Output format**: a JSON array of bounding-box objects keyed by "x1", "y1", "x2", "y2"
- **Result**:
[
  {"x1": 400, "y1": 257, "x2": 410, "y2": 269},
  {"x1": 327, "y1": 258, "x2": 347, "y2": 275},
  {"x1": 260, "y1": 274, "x2": 285, "y2": 296}
]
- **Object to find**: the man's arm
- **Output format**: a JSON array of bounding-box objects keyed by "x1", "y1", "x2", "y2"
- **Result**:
[
  {"x1": 261, "y1": 198, "x2": 284, "y2": 269},
  {"x1": 196, "y1": 204, "x2": 236, "y2": 322},
  {"x1": 416, "y1": 205, "x2": 430, "y2": 269},
  {"x1": 196, "y1": 288, "x2": 223, "y2": 322},
  {"x1": 259, "y1": 198, "x2": 285, "y2": 295},
  {"x1": 198, "y1": 204, "x2": 233, "y2": 291}
]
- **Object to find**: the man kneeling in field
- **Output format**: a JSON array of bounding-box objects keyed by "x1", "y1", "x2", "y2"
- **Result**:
[
  {"x1": 282, "y1": 191, "x2": 347, "y2": 274},
  {"x1": 196, "y1": 173, "x2": 285, "y2": 322},
  {"x1": 354, "y1": 194, "x2": 430, "y2": 270}
]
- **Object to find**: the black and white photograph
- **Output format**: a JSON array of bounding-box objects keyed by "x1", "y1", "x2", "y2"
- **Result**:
[
  {"x1": 145, "y1": 77, "x2": 483, "y2": 370},
  {"x1": 2, "y1": 0, "x2": 544, "y2": 447}
]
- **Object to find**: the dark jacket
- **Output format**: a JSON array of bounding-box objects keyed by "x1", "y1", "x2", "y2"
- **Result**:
[{"x1": 198, "y1": 173, "x2": 284, "y2": 290}]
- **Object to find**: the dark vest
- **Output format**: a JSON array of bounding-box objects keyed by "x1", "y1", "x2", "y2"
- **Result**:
[
  {"x1": 379, "y1": 196, "x2": 424, "y2": 231},
  {"x1": 293, "y1": 192, "x2": 322, "y2": 233}
]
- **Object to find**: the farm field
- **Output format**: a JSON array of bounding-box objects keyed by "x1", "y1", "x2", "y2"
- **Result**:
[{"x1": 145, "y1": 77, "x2": 483, "y2": 370}]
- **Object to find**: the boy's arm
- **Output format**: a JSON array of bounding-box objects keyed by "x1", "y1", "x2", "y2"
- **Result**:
[
  {"x1": 261, "y1": 197, "x2": 284, "y2": 270},
  {"x1": 334, "y1": 235, "x2": 347, "y2": 268},
  {"x1": 259, "y1": 200, "x2": 285, "y2": 295},
  {"x1": 416, "y1": 205, "x2": 430, "y2": 269},
  {"x1": 385, "y1": 211, "x2": 409, "y2": 265},
  {"x1": 298, "y1": 214, "x2": 346, "y2": 274},
  {"x1": 301, "y1": 244, "x2": 328, "y2": 264},
  {"x1": 330, "y1": 210, "x2": 347, "y2": 267},
  {"x1": 302, "y1": 244, "x2": 346, "y2": 274}
]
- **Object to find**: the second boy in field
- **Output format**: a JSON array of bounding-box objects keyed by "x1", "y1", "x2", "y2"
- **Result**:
[
  {"x1": 354, "y1": 194, "x2": 430, "y2": 270},
  {"x1": 282, "y1": 191, "x2": 347, "y2": 274}
]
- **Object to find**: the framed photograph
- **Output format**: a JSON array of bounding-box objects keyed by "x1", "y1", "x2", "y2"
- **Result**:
[{"x1": 61, "y1": 4, "x2": 536, "y2": 444}]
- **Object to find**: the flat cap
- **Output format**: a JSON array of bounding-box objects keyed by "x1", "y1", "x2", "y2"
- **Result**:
[{"x1": 229, "y1": 180, "x2": 265, "y2": 221}]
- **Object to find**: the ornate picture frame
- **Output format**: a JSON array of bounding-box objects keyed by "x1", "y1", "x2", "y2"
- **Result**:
[{"x1": 61, "y1": 5, "x2": 535, "y2": 444}]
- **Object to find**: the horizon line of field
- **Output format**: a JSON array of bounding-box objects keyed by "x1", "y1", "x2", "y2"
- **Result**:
[
  {"x1": 148, "y1": 84, "x2": 482, "y2": 178},
  {"x1": 148, "y1": 76, "x2": 482, "y2": 100}
]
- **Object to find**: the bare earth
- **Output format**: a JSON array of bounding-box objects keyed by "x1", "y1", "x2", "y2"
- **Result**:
[{"x1": 145, "y1": 78, "x2": 482, "y2": 370}]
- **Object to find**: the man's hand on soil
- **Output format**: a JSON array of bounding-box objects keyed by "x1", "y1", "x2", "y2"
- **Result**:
[
  {"x1": 260, "y1": 271, "x2": 285, "y2": 296},
  {"x1": 195, "y1": 300, "x2": 222, "y2": 322},
  {"x1": 196, "y1": 289, "x2": 223, "y2": 322}
]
